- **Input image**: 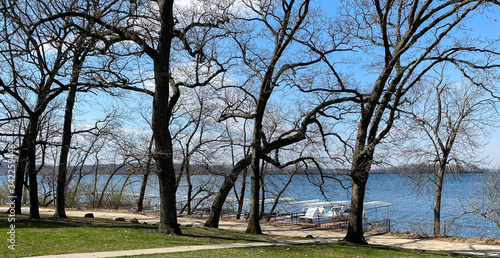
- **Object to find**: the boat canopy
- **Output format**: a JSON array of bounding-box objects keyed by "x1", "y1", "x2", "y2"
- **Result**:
[{"x1": 289, "y1": 199, "x2": 391, "y2": 210}]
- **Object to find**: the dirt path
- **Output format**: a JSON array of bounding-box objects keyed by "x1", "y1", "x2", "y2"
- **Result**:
[{"x1": 16, "y1": 208, "x2": 500, "y2": 257}]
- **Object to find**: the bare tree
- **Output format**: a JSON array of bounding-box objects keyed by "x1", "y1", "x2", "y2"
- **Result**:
[
  {"x1": 396, "y1": 74, "x2": 498, "y2": 235},
  {"x1": 334, "y1": 0, "x2": 500, "y2": 244},
  {"x1": 65, "y1": 122, "x2": 115, "y2": 208},
  {"x1": 0, "y1": 0, "x2": 91, "y2": 218},
  {"x1": 129, "y1": 135, "x2": 155, "y2": 212},
  {"x1": 59, "y1": 0, "x2": 231, "y2": 234},
  {"x1": 464, "y1": 171, "x2": 500, "y2": 230},
  {"x1": 54, "y1": 16, "x2": 106, "y2": 217},
  {"x1": 215, "y1": 0, "x2": 350, "y2": 234},
  {"x1": 173, "y1": 87, "x2": 223, "y2": 215}
]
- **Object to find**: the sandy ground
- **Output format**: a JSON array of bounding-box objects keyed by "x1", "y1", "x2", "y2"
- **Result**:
[{"x1": 10, "y1": 208, "x2": 500, "y2": 257}]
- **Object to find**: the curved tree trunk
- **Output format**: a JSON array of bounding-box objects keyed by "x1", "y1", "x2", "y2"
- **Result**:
[
  {"x1": 266, "y1": 169, "x2": 297, "y2": 222},
  {"x1": 205, "y1": 157, "x2": 251, "y2": 228},
  {"x1": 55, "y1": 38, "x2": 88, "y2": 217},
  {"x1": 137, "y1": 170, "x2": 150, "y2": 212},
  {"x1": 137, "y1": 137, "x2": 154, "y2": 212}
]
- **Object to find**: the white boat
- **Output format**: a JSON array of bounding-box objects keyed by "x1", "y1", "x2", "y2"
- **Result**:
[
  {"x1": 294, "y1": 200, "x2": 391, "y2": 225},
  {"x1": 297, "y1": 206, "x2": 349, "y2": 224}
]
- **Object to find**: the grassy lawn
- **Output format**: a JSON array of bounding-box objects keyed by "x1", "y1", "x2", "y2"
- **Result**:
[
  {"x1": 122, "y1": 242, "x2": 484, "y2": 258},
  {"x1": 0, "y1": 213, "x2": 292, "y2": 258},
  {"x1": 0, "y1": 212, "x2": 485, "y2": 258}
]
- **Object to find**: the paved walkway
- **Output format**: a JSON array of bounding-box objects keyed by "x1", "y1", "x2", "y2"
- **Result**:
[
  {"x1": 12, "y1": 208, "x2": 500, "y2": 257},
  {"x1": 25, "y1": 239, "x2": 319, "y2": 258}
]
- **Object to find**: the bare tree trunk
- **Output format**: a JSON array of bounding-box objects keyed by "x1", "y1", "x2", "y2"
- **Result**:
[
  {"x1": 259, "y1": 172, "x2": 265, "y2": 220},
  {"x1": 14, "y1": 137, "x2": 28, "y2": 214},
  {"x1": 137, "y1": 170, "x2": 149, "y2": 212},
  {"x1": 26, "y1": 117, "x2": 40, "y2": 219},
  {"x1": 55, "y1": 63, "x2": 80, "y2": 217},
  {"x1": 236, "y1": 168, "x2": 248, "y2": 219},
  {"x1": 55, "y1": 85, "x2": 75, "y2": 218},
  {"x1": 433, "y1": 161, "x2": 446, "y2": 236},
  {"x1": 344, "y1": 152, "x2": 371, "y2": 244},
  {"x1": 205, "y1": 157, "x2": 251, "y2": 228},
  {"x1": 115, "y1": 173, "x2": 132, "y2": 209},
  {"x1": 71, "y1": 176, "x2": 82, "y2": 207},
  {"x1": 186, "y1": 166, "x2": 193, "y2": 215},
  {"x1": 156, "y1": 151, "x2": 180, "y2": 235},
  {"x1": 138, "y1": 137, "x2": 155, "y2": 212},
  {"x1": 266, "y1": 169, "x2": 297, "y2": 222},
  {"x1": 97, "y1": 164, "x2": 127, "y2": 208},
  {"x1": 246, "y1": 112, "x2": 264, "y2": 234},
  {"x1": 55, "y1": 33, "x2": 91, "y2": 217},
  {"x1": 152, "y1": 0, "x2": 181, "y2": 235},
  {"x1": 246, "y1": 159, "x2": 262, "y2": 234}
]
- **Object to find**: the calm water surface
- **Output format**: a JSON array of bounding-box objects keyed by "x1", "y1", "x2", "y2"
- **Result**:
[{"x1": 3, "y1": 172, "x2": 498, "y2": 238}]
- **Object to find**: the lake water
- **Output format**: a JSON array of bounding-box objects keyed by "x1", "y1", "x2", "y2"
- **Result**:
[
  {"x1": 2, "y1": 172, "x2": 499, "y2": 239},
  {"x1": 127, "y1": 172, "x2": 500, "y2": 239}
]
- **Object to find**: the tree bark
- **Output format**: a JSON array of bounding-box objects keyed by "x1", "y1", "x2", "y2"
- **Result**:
[
  {"x1": 14, "y1": 137, "x2": 28, "y2": 214},
  {"x1": 205, "y1": 157, "x2": 251, "y2": 228},
  {"x1": 433, "y1": 161, "x2": 446, "y2": 236},
  {"x1": 152, "y1": 0, "x2": 181, "y2": 235},
  {"x1": 186, "y1": 166, "x2": 193, "y2": 215},
  {"x1": 55, "y1": 83, "x2": 76, "y2": 218},
  {"x1": 137, "y1": 170, "x2": 149, "y2": 212},
  {"x1": 344, "y1": 152, "x2": 371, "y2": 244},
  {"x1": 245, "y1": 107, "x2": 265, "y2": 234},
  {"x1": 236, "y1": 168, "x2": 248, "y2": 219},
  {"x1": 138, "y1": 137, "x2": 154, "y2": 212},
  {"x1": 26, "y1": 116, "x2": 40, "y2": 219},
  {"x1": 245, "y1": 156, "x2": 262, "y2": 234},
  {"x1": 55, "y1": 54, "x2": 82, "y2": 217},
  {"x1": 259, "y1": 172, "x2": 265, "y2": 220}
]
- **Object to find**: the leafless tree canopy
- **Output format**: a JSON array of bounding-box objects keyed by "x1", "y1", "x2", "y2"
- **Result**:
[{"x1": 1, "y1": 0, "x2": 499, "y2": 242}]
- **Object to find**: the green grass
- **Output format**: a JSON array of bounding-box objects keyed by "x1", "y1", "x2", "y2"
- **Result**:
[
  {"x1": 122, "y1": 242, "x2": 483, "y2": 258},
  {"x1": 0, "y1": 212, "x2": 485, "y2": 258},
  {"x1": 0, "y1": 213, "x2": 292, "y2": 258}
]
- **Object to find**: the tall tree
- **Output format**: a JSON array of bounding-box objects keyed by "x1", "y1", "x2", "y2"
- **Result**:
[
  {"x1": 58, "y1": 0, "x2": 231, "y2": 234},
  {"x1": 0, "y1": 0, "x2": 89, "y2": 218},
  {"x1": 204, "y1": 29, "x2": 357, "y2": 232},
  {"x1": 216, "y1": 0, "x2": 344, "y2": 233},
  {"x1": 398, "y1": 76, "x2": 498, "y2": 235},
  {"x1": 335, "y1": 0, "x2": 500, "y2": 243},
  {"x1": 465, "y1": 171, "x2": 500, "y2": 230},
  {"x1": 55, "y1": 19, "x2": 102, "y2": 218}
]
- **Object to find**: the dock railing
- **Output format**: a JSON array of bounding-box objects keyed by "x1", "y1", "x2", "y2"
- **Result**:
[{"x1": 365, "y1": 218, "x2": 391, "y2": 233}]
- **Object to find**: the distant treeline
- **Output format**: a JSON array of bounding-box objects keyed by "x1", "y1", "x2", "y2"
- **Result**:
[{"x1": 0, "y1": 162, "x2": 491, "y2": 176}]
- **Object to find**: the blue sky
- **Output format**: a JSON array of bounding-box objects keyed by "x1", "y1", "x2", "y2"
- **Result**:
[
  {"x1": 314, "y1": 1, "x2": 500, "y2": 168},
  {"x1": 77, "y1": 0, "x2": 500, "y2": 169}
]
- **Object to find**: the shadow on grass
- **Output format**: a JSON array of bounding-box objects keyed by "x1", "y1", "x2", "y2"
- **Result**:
[
  {"x1": 0, "y1": 213, "x2": 156, "y2": 230},
  {"x1": 335, "y1": 242, "x2": 480, "y2": 257},
  {"x1": 0, "y1": 213, "x2": 290, "y2": 243},
  {"x1": 179, "y1": 228, "x2": 281, "y2": 243}
]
